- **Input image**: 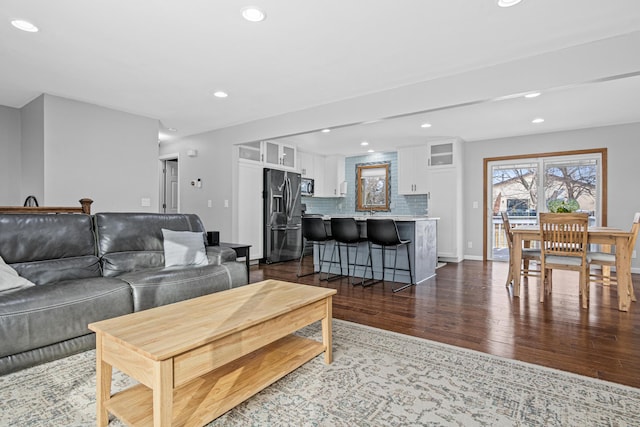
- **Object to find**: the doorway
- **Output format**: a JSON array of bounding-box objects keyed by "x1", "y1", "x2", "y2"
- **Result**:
[
  {"x1": 160, "y1": 156, "x2": 179, "y2": 213},
  {"x1": 483, "y1": 148, "x2": 607, "y2": 261}
]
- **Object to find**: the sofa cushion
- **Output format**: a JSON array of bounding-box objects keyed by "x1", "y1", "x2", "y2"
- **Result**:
[
  {"x1": 0, "y1": 255, "x2": 35, "y2": 294},
  {"x1": 0, "y1": 213, "x2": 96, "y2": 264},
  {"x1": 117, "y1": 262, "x2": 248, "y2": 311},
  {"x1": 94, "y1": 212, "x2": 207, "y2": 276},
  {"x1": 0, "y1": 278, "x2": 133, "y2": 358},
  {"x1": 11, "y1": 256, "x2": 102, "y2": 286},
  {"x1": 162, "y1": 229, "x2": 208, "y2": 267}
]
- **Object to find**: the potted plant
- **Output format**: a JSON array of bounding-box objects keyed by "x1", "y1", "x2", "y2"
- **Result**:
[{"x1": 547, "y1": 198, "x2": 580, "y2": 213}]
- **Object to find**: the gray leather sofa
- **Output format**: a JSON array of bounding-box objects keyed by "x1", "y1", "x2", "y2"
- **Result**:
[{"x1": 0, "y1": 212, "x2": 248, "y2": 375}]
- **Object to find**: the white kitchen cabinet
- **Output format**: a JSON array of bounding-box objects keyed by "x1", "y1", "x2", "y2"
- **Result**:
[
  {"x1": 237, "y1": 141, "x2": 296, "y2": 170},
  {"x1": 297, "y1": 151, "x2": 314, "y2": 177},
  {"x1": 237, "y1": 162, "x2": 264, "y2": 260},
  {"x1": 428, "y1": 140, "x2": 456, "y2": 168},
  {"x1": 315, "y1": 154, "x2": 345, "y2": 197},
  {"x1": 426, "y1": 138, "x2": 464, "y2": 262},
  {"x1": 428, "y1": 168, "x2": 463, "y2": 262},
  {"x1": 263, "y1": 140, "x2": 296, "y2": 170},
  {"x1": 398, "y1": 145, "x2": 429, "y2": 194}
]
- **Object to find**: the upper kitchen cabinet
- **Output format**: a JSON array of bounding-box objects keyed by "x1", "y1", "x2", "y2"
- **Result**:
[
  {"x1": 314, "y1": 154, "x2": 346, "y2": 197},
  {"x1": 398, "y1": 145, "x2": 429, "y2": 195},
  {"x1": 297, "y1": 151, "x2": 314, "y2": 177},
  {"x1": 237, "y1": 141, "x2": 297, "y2": 171},
  {"x1": 263, "y1": 140, "x2": 296, "y2": 170},
  {"x1": 428, "y1": 140, "x2": 458, "y2": 168}
]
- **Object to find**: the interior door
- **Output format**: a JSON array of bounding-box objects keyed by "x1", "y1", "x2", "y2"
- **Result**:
[{"x1": 163, "y1": 160, "x2": 179, "y2": 213}]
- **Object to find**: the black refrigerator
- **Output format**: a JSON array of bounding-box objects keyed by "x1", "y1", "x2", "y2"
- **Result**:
[{"x1": 263, "y1": 168, "x2": 303, "y2": 263}]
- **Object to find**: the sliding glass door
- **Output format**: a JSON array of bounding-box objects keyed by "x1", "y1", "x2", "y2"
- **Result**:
[{"x1": 488, "y1": 152, "x2": 602, "y2": 261}]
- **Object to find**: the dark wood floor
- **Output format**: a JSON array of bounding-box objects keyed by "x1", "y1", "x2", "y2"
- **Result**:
[{"x1": 250, "y1": 258, "x2": 640, "y2": 389}]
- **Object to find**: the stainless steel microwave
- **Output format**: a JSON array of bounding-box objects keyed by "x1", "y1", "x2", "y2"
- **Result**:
[{"x1": 301, "y1": 178, "x2": 314, "y2": 196}]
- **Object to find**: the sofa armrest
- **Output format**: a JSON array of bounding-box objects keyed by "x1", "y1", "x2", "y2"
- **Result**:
[{"x1": 205, "y1": 246, "x2": 237, "y2": 265}]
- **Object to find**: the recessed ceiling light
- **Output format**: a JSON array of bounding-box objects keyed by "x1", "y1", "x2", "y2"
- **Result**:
[
  {"x1": 213, "y1": 91, "x2": 228, "y2": 98},
  {"x1": 241, "y1": 7, "x2": 266, "y2": 22},
  {"x1": 497, "y1": 0, "x2": 523, "y2": 7},
  {"x1": 532, "y1": 118, "x2": 545, "y2": 124},
  {"x1": 360, "y1": 141, "x2": 369, "y2": 146},
  {"x1": 11, "y1": 19, "x2": 38, "y2": 32},
  {"x1": 524, "y1": 92, "x2": 541, "y2": 98},
  {"x1": 367, "y1": 149, "x2": 375, "y2": 153},
  {"x1": 420, "y1": 123, "x2": 432, "y2": 128},
  {"x1": 321, "y1": 128, "x2": 331, "y2": 133}
]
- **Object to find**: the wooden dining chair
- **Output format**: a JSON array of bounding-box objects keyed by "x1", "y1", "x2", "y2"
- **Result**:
[
  {"x1": 501, "y1": 212, "x2": 541, "y2": 287},
  {"x1": 539, "y1": 212, "x2": 590, "y2": 308},
  {"x1": 588, "y1": 212, "x2": 639, "y2": 302}
]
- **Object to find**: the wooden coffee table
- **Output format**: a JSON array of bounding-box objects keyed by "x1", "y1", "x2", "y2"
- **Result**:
[{"x1": 88, "y1": 280, "x2": 336, "y2": 427}]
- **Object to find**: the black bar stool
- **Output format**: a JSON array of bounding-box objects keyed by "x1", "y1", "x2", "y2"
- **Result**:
[
  {"x1": 297, "y1": 216, "x2": 334, "y2": 279},
  {"x1": 329, "y1": 218, "x2": 369, "y2": 285},
  {"x1": 365, "y1": 218, "x2": 414, "y2": 292}
]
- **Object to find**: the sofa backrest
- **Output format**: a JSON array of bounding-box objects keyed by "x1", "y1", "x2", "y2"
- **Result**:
[
  {"x1": 0, "y1": 213, "x2": 101, "y2": 285},
  {"x1": 94, "y1": 212, "x2": 207, "y2": 276}
]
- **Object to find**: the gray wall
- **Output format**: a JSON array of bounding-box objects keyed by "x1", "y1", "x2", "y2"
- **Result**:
[
  {"x1": 20, "y1": 96, "x2": 45, "y2": 204},
  {"x1": 463, "y1": 122, "x2": 640, "y2": 271},
  {"x1": 0, "y1": 94, "x2": 159, "y2": 213},
  {"x1": 160, "y1": 134, "x2": 235, "y2": 239},
  {"x1": 0, "y1": 105, "x2": 22, "y2": 205},
  {"x1": 42, "y1": 95, "x2": 159, "y2": 212}
]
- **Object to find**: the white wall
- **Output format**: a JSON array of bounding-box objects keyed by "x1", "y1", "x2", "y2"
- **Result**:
[
  {"x1": 42, "y1": 95, "x2": 159, "y2": 213},
  {"x1": 20, "y1": 95, "x2": 45, "y2": 203},
  {"x1": 463, "y1": 122, "x2": 640, "y2": 270},
  {"x1": 0, "y1": 105, "x2": 22, "y2": 205}
]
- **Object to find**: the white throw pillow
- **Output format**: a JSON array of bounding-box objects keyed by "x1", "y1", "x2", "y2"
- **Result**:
[
  {"x1": 0, "y1": 255, "x2": 36, "y2": 294},
  {"x1": 161, "y1": 229, "x2": 209, "y2": 267}
]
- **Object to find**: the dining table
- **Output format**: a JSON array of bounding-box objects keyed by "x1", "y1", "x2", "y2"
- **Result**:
[{"x1": 511, "y1": 225, "x2": 634, "y2": 312}]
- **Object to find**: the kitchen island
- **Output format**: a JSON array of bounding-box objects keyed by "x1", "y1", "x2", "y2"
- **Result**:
[{"x1": 313, "y1": 216, "x2": 438, "y2": 285}]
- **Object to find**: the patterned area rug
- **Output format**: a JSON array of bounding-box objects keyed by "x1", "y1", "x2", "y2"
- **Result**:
[{"x1": 1, "y1": 319, "x2": 639, "y2": 426}]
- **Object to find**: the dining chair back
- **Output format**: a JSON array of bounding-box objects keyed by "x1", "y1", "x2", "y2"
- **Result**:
[
  {"x1": 501, "y1": 212, "x2": 541, "y2": 288},
  {"x1": 588, "y1": 212, "x2": 640, "y2": 302},
  {"x1": 539, "y1": 212, "x2": 590, "y2": 308}
]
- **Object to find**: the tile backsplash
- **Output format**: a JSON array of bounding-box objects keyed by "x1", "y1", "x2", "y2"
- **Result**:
[{"x1": 302, "y1": 151, "x2": 428, "y2": 216}]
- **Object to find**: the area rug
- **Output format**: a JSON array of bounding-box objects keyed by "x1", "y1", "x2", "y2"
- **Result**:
[{"x1": 1, "y1": 320, "x2": 639, "y2": 427}]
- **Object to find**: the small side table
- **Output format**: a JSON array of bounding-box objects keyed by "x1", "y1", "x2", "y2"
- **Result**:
[{"x1": 219, "y1": 242, "x2": 251, "y2": 276}]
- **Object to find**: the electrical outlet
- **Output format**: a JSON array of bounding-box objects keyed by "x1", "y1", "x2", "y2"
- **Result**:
[
  {"x1": 472, "y1": 201, "x2": 478, "y2": 209},
  {"x1": 207, "y1": 200, "x2": 212, "y2": 208},
  {"x1": 633, "y1": 250, "x2": 637, "y2": 259},
  {"x1": 467, "y1": 241, "x2": 473, "y2": 249},
  {"x1": 224, "y1": 199, "x2": 229, "y2": 208}
]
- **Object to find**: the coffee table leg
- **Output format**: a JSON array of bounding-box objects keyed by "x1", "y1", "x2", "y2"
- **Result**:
[
  {"x1": 153, "y1": 359, "x2": 174, "y2": 427},
  {"x1": 95, "y1": 334, "x2": 112, "y2": 427},
  {"x1": 322, "y1": 296, "x2": 333, "y2": 364}
]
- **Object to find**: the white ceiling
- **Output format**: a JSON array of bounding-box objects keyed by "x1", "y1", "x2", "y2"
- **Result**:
[{"x1": 2, "y1": 1, "x2": 640, "y2": 155}]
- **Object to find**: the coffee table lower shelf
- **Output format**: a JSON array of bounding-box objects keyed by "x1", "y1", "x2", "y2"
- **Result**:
[{"x1": 105, "y1": 334, "x2": 324, "y2": 427}]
